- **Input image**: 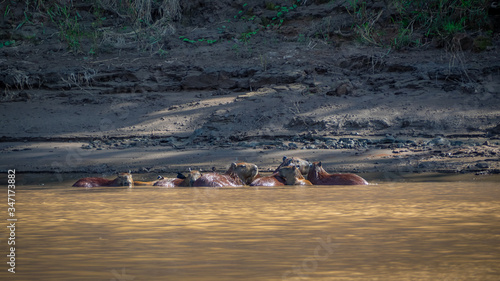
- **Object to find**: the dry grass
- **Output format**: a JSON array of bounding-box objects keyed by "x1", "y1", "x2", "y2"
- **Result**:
[
  {"x1": 98, "y1": 0, "x2": 181, "y2": 24},
  {"x1": 14, "y1": 0, "x2": 180, "y2": 53},
  {"x1": 95, "y1": 0, "x2": 180, "y2": 55}
]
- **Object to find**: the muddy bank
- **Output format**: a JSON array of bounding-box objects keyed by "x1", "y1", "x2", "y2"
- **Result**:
[{"x1": 1, "y1": 134, "x2": 499, "y2": 179}]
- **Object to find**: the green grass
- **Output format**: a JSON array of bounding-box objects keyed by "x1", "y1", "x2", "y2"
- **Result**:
[
  {"x1": 7, "y1": 0, "x2": 180, "y2": 53},
  {"x1": 348, "y1": 0, "x2": 491, "y2": 50},
  {"x1": 6, "y1": 0, "x2": 493, "y2": 54},
  {"x1": 0, "y1": 40, "x2": 16, "y2": 48},
  {"x1": 47, "y1": 3, "x2": 82, "y2": 51}
]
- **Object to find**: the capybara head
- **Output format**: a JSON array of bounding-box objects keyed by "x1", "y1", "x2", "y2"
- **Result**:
[
  {"x1": 278, "y1": 165, "x2": 304, "y2": 183},
  {"x1": 275, "y1": 156, "x2": 311, "y2": 176},
  {"x1": 117, "y1": 172, "x2": 134, "y2": 187},
  {"x1": 177, "y1": 170, "x2": 202, "y2": 186},
  {"x1": 229, "y1": 162, "x2": 259, "y2": 185},
  {"x1": 309, "y1": 161, "x2": 326, "y2": 173},
  {"x1": 186, "y1": 170, "x2": 202, "y2": 186}
]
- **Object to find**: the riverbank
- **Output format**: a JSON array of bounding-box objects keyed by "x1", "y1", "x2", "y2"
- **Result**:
[{"x1": 1, "y1": 134, "x2": 499, "y2": 178}]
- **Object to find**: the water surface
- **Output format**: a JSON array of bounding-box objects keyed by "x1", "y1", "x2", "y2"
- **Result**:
[{"x1": 2, "y1": 175, "x2": 500, "y2": 280}]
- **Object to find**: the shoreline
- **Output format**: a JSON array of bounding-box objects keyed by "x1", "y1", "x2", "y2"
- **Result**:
[{"x1": 1, "y1": 135, "x2": 498, "y2": 176}]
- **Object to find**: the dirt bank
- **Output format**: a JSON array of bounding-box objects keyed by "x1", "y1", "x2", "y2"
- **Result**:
[{"x1": 1, "y1": 1, "x2": 499, "y2": 179}]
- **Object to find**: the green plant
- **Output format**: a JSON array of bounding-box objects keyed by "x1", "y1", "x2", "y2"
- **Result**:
[
  {"x1": 392, "y1": 0, "x2": 490, "y2": 46},
  {"x1": 348, "y1": 0, "x2": 491, "y2": 49},
  {"x1": 0, "y1": 41, "x2": 15, "y2": 48},
  {"x1": 16, "y1": 11, "x2": 33, "y2": 30},
  {"x1": 231, "y1": 43, "x2": 241, "y2": 56},
  {"x1": 235, "y1": 3, "x2": 249, "y2": 19},
  {"x1": 177, "y1": 1, "x2": 302, "y2": 46},
  {"x1": 239, "y1": 30, "x2": 259, "y2": 43},
  {"x1": 4, "y1": 4, "x2": 12, "y2": 20},
  {"x1": 47, "y1": 3, "x2": 82, "y2": 51},
  {"x1": 347, "y1": 0, "x2": 384, "y2": 46},
  {"x1": 297, "y1": 33, "x2": 306, "y2": 43},
  {"x1": 392, "y1": 25, "x2": 418, "y2": 49},
  {"x1": 157, "y1": 48, "x2": 168, "y2": 57},
  {"x1": 5, "y1": 1, "x2": 182, "y2": 56},
  {"x1": 347, "y1": 0, "x2": 385, "y2": 46},
  {"x1": 266, "y1": 1, "x2": 299, "y2": 28}
]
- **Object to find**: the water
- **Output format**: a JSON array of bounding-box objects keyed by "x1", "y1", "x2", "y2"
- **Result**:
[{"x1": 1, "y1": 174, "x2": 500, "y2": 280}]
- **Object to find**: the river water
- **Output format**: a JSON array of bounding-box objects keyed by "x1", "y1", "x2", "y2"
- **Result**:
[{"x1": 1, "y1": 174, "x2": 500, "y2": 280}]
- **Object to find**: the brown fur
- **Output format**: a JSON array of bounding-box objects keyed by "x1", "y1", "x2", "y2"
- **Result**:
[
  {"x1": 134, "y1": 176, "x2": 165, "y2": 186},
  {"x1": 307, "y1": 162, "x2": 369, "y2": 185},
  {"x1": 274, "y1": 156, "x2": 311, "y2": 176},
  {"x1": 72, "y1": 172, "x2": 133, "y2": 187},
  {"x1": 250, "y1": 173, "x2": 286, "y2": 186},
  {"x1": 154, "y1": 170, "x2": 202, "y2": 187},
  {"x1": 278, "y1": 166, "x2": 313, "y2": 186},
  {"x1": 193, "y1": 162, "x2": 258, "y2": 187}
]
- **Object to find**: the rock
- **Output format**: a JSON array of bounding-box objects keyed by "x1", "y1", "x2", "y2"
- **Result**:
[
  {"x1": 487, "y1": 124, "x2": 500, "y2": 135},
  {"x1": 380, "y1": 135, "x2": 396, "y2": 144},
  {"x1": 182, "y1": 71, "x2": 226, "y2": 90},
  {"x1": 238, "y1": 141, "x2": 258, "y2": 148},
  {"x1": 427, "y1": 137, "x2": 450, "y2": 146},
  {"x1": 473, "y1": 36, "x2": 492, "y2": 52},
  {"x1": 452, "y1": 33, "x2": 473, "y2": 51},
  {"x1": 450, "y1": 140, "x2": 464, "y2": 146},
  {"x1": 476, "y1": 162, "x2": 489, "y2": 169},
  {"x1": 326, "y1": 81, "x2": 353, "y2": 96},
  {"x1": 12, "y1": 91, "x2": 31, "y2": 102}
]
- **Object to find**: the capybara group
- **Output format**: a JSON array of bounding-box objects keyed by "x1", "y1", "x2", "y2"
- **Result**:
[
  {"x1": 72, "y1": 157, "x2": 369, "y2": 188},
  {"x1": 193, "y1": 162, "x2": 259, "y2": 187}
]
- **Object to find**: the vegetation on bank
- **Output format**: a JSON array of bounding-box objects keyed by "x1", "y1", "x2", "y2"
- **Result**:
[
  {"x1": 348, "y1": 0, "x2": 494, "y2": 50},
  {"x1": 1, "y1": 0, "x2": 497, "y2": 55},
  {"x1": 2, "y1": 0, "x2": 181, "y2": 54}
]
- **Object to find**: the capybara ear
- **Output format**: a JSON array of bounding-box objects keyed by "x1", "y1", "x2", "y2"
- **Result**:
[
  {"x1": 318, "y1": 161, "x2": 322, "y2": 167},
  {"x1": 177, "y1": 172, "x2": 187, "y2": 179},
  {"x1": 211, "y1": 166, "x2": 216, "y2": 172},
  {"x1": 231, "y1": 162, "x2": 237, "y2": 168},
  {"x1": 157, "y1": 175, "x2": 164, "y2": 180},
  {"x1": 283, "y1": 156, "x2": 287, "y2": 161}
]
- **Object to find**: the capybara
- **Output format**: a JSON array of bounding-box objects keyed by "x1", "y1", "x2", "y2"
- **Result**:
[
  {"x1": 250, "y1": 173, "x2": 286, "y2": 186},
  {"x1": 193, "y1": 162, "x2": 258, "y2": 187},
  {"x1": 278, "y1": 165, "x2": 313, "y2": 186},
  {"x1": 274, "y1": 156, "x2": 311, "y2": 176},
  {"x1": 134, "y1": 175, "x2": 165, "y2": 186},
  {"x1": 154, "y1": 170, "x2": 202, "y2": 187},
  {"x1": 72, "y1": 172, "x2": 133, "y2": 188},
  {"x1": 307, "y1": 162, "x2": 368, "y2": 185}
]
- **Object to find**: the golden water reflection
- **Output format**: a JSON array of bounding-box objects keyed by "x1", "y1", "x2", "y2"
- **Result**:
[{"x1": 3, "y1": 181, "x2": 500, "y2": 280}]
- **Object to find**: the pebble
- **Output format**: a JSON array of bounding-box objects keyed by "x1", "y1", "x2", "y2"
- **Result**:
[
  {"x1": 476, "y1": 162, "x2": 489, "y2": 169},
  {"x1": 77, "y1": 134, "x2": 494, "y2": 154}
]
